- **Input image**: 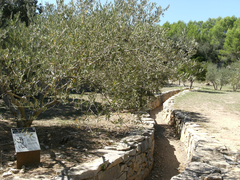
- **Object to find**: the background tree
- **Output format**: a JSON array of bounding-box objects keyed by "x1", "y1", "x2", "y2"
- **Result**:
[
  {"x1": 227, "y1": 61, "x2": 240, "y2": 91},
  {"x1": 162, "y1": 20, "x2": 205, "y2": 86},
  {"x1": 206, "y1": 63, "x2": 219, "y2": 90},
  {"x1": 219, "y1": 18, "x2": 240, "y2": 63},
  {"x1": 165, "y1": 20, "x2": 187, "y2": 42},
  {"x1": 186, "y1": 20, "x2": 200, "y2": 41},
  {"x1": 206, "y1": 63, "x2": 232, "y2": 90},
  {"x1": 161, "y1": 14, "x2": 240, "y2": 92},
  {"x1": 0, "y1": 0, "x2": 42, "y2": 27},
  {"x1": 218, "y1": 67, "x2": 230, "y2": 90},
  {"x1": 209, "y1": 17, "x2": 236, "y2": 50},
  {"x1": 177, "y1": 56, "x2": 205, "y2": 89}
]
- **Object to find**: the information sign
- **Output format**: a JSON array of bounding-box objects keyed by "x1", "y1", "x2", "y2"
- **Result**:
[{"x1": 11, "y1": 127, "x2": 41, "y2": 153}]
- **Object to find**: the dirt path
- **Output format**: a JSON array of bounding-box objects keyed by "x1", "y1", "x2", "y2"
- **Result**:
[{"x1": 145, "y1": 106, "x2": 188, "y2": 180}]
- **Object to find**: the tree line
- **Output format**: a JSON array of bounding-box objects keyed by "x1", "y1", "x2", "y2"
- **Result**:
[{"x1": 161, "y1": 16, "x2": 240, "y2": 90}]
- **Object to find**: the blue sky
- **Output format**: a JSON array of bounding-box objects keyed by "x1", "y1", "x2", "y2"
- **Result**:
[{"x1": 41, "y1": 0, "x2": 240, "y2": 25}]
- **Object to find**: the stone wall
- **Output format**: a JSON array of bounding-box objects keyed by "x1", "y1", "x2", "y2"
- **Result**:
[
  {"x1": 62, "y1": 89, "x2": 183, "y2": 180},
  {"x1": 151, "y1": 89, "x2": 181, "y2": 110},
  {"x1": 159, "y1": 90, "x2": 240, "y2": 179},
  {"x1": 65, "y1": 113, "x2": 155, "y2": 180}
]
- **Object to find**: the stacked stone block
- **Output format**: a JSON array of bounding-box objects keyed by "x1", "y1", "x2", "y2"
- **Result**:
[
  {"x1": 151, "y1": 89, "x2": 181, "y2": 110},
  {"x1": 157, "y1": 90, "x2": 240, "y2": 179},
  {"x1": 64, "y1": 114, "x2": 155, "y2": 180}
]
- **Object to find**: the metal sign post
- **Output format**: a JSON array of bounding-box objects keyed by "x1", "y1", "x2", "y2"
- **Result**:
[{"x1": 11, "y1": 127, "x2": 41, "y2": 169}]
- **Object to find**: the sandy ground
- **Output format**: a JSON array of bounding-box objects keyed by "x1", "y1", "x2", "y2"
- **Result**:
[{"x1": 185, "y1": 104, "x2": 240, "y2": 152}]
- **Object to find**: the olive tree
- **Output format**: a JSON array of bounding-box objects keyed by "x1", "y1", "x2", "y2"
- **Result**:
[
  {"x1": 170, "y1": 31, "x2": 200, "y2": 89},
  {"x1": 0, "y1": 0, "x2": 197, "y2": 127},
  {"x1": 206, "y1": 63, "x2": 219, "y2": 90},
  {"x1": 177, "y1": 59, "x2": 205, "y2": 89},
  {"x1": 218, "y1": 67, "x2": 230, "y2": 90},
  {"x1": 206, "y1": 63, "x2": 230, "y2": 90},
  {"x1": 227, "y1": 61, "x2": 240, "y2": 91}
]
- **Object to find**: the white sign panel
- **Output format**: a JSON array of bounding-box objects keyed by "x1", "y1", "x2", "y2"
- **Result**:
[{"x1": 11, "y1": 127, "x2": 41, "y2": 153}]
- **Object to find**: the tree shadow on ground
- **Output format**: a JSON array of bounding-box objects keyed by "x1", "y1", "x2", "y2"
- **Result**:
[
  {"x1": 146, "y1": 106, "x2": 183, "y2": 180},
  {"x1": 165, "y1": 83, "x2": 181, "y2": 87},
  {"x1": 196, "y1": 90, "x2": 225, "y2": 94},
  {"x1": 174, "y1": 109, "x2": 210, "y2": 123},
  {"x1": 0, "y1": 95, "x2": 136, "y2": 178},
  {"x1": 38, "y1": 98, "x2": 107, "y2": 120},
  {"x1": 226, "y1": 90, "x2": 240, "y2": 92},
  {"x1": 0, "y1": 97, "x2": 108, "y2": 122},
  {"x1": 145, "y1": 124, "x2": 181, "y2": 180},
  {"x1": 0, "y1": 119, "x2": 130, "y2": 174}
]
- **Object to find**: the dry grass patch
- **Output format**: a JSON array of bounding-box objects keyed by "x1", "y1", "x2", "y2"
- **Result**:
[
  {"x1": 173, "y1": 84, "x2": 240, "y2": 151},
  {"x1": 0, "y1": 97, "x2": 146, "y2": 179}
]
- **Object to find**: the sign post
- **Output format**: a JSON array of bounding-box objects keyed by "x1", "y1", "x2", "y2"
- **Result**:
[{"x1": 11, "y1": 127, "x2": 41, "y2": 169}]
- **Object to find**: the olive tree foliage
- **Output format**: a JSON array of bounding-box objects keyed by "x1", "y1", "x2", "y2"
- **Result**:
[
  {"x1": 227, "y1": 61, "x2": 240, "y2": 91},
  {"x1": 206, "y1": 63, "x2": 230, "y2": 90},
  {"x1": 206, "y1": 63, "x2": 219, "y2": 90},
  {"x1": 166, "y1": 30, "x2": 199, "y2": 88},
  {"x1": 218, "y1": 67, "x2": 230, "y2": 90},
  {"x1": 177, "y1": 58, "x2": 205, "y2": 89},
  {"x1": 0, "y1": 0, "x2": 42, "y2": 27},
  {"x1": 0, "y1": 0, "x2": 197, "y2": 127}
]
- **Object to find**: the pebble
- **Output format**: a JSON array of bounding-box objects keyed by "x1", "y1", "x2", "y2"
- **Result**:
[
  {"x1": 10, "y1": 168, "x2": 20, "y2": 174},
  {"x1": 8, "y1": 162, "x2": 14, "y2": 167},
  {"x1": 35, "y1": 175, "x2": 47, "y2": 178},
  {"x1": 58, "y1": 155, "x2": 65, "y2": 158},
  {"x1": 2, "y1": 171, "x2": 12, "y2": 177}
]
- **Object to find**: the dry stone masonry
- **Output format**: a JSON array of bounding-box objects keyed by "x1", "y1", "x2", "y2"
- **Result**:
[
  {"x1": 158, "y1": 90, "x2": 240, "y2": 180},
  {"x1": 53, "y1": 89, "x2": 184, "y2": 180},
  {"x1": 3, "y1": 90, "x2": 180, "y2": 180},
  {"x1": 52, "y1": 90, "x2": 183, "y2": 180},
  {"x1": 60, "y1": 113, "x2": 155, "y2": 180}
]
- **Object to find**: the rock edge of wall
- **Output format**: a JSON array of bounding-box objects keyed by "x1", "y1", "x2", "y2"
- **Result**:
[
  {"x1": 58, "y1": 89, "x2": 183, "y2": 180},
  {"x1": 159, "y1": 90, "x2": 240, "y2": 180},
  {"x1": 64, "y1": 115, "x2": 155, "y2": 180}
]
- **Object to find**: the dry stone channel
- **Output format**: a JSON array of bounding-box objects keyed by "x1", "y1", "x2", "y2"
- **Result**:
[
  {"x1": 158, "y1": 90, "x2": 240, "y2": 180},
  {"x1": 2, "y1": 89, "x2": 181, "y2": 180},
  {"x1": 52, "y1": 90, "x2": 183, "y2": 180},
  {"x1": 54, "y1": 113, "x2": 155, "y2": 180}
]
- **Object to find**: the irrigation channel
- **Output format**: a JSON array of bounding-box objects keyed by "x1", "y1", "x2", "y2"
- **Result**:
[{"x1": 145, "y1": 105, "x2": 188, "y2": 180}]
